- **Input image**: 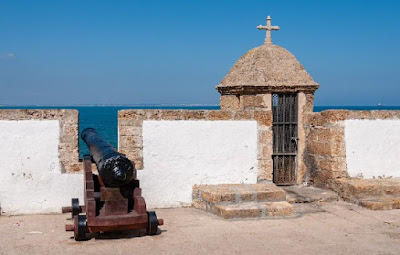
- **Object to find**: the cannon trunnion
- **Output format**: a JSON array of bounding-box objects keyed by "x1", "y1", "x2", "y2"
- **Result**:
[{"x1": 62, "y1": 128, "x2": 163, "y2": 241}]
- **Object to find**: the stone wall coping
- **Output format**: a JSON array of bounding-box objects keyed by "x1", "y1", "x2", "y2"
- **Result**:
[
  {"x1": 217, "y1": 85, "x2": 318, "y2": 95},
  {"x1": 118, "y1": 109, "x2": 273, "y2": 126},
  {"x1": 307, "y1": 110, "x2": 400, "y2": 126}
]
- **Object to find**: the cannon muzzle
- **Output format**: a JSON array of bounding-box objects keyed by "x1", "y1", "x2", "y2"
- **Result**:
[{"x1": 81, "y1": 127, "x2": 135, "y2": 187}]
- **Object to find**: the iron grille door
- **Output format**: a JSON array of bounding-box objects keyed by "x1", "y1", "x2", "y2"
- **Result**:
[{"x1": 272, "y1": 93, "x2": 298, "y2": 185}]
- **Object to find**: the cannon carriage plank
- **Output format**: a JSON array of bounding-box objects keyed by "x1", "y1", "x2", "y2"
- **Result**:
[{"x1": 63, "y1": 128, "x2": 163, "y2": 241}]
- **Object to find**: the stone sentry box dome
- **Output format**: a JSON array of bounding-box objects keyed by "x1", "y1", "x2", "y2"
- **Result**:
[{"x1": 216, "y1": 16, "x2": 319, "y2": 110}]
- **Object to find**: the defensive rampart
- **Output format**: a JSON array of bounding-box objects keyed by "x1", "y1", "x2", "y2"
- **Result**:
[
  {"x1": 0, "y1": 109, "x2": 83, "y2": 214},
  {"x1": 305, "y1": 110, "x2": 400, "y2": 186}
]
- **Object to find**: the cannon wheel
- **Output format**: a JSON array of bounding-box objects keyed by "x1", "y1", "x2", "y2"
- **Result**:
[
  {"x1": 73, "y1": 214, "x2": 87, "y2": 241},
  {"x1": 71, "y1": 198, "x2": 80, "y2": 218},
  {"x1": 146, "y1": 211, "x2": 158, "y2": 235}
]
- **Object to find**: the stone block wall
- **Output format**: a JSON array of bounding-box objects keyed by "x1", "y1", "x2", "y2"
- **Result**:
[
  {"x1": 0, "y1": 109, "x2": 83, "y2": 214},
  {"x1": 118, "y1": 109, "x2": 273, "y2": 181},
  {"x1": 0, "y1": 109, "x2": 80, "y2": 173},
  {"x1": 297, "y1": 92, "x2": 315, "y2": 183},
  {"x1": 220, "y1": 94, "x2": 271, "y2": 110},
  {"x1": 305, "y1": 110, "x2": 400, "y2": 187}
]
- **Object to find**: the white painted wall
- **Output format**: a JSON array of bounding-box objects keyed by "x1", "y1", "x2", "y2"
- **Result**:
[
  {"x1": 0, "y1": 120, "x2": 83, "y2": 214},
  {"x1": 345, "y1": 119, "x2": 400, "y2": 178},
  {"x1": 138, "y1": 120, "x2": 258, "y2": 208}
]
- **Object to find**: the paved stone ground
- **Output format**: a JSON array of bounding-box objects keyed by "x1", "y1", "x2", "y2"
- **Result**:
[
  {"x1": 283, "y1": 185, "x2": 339, "y2": 203},
  {"x1": 1, "y1": 201, "x2": 400, "y2": 255}
]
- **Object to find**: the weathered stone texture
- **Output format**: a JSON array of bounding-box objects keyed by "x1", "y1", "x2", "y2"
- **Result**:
[
  {"x1": 310, "y1": 127, "x2": 344, "y2": 143},
  {"x1": 192, "y1": 183, "x2": 292, "y2": 219},
  {"x1": 233, "y1": 110, "x2": 253, "y2": 120},
  {"x1": 216, "y1": 44, "x2": 319, "y2": 90},
  {"x1": 182, "y1": 111, "x2": 208, "y2": 120},
  {"x1": 192, "y1": 199, "x2": 208, "y2": 211},
  {"x1": 307, "y1": 141, "x2": 345, "y2": 156},
  {"x1": 306, "y1": 110, "x2": 350, "y2": 127},
  {"x1": 0, "y1": 109, "x2": 80, "y2": 173},
  {"x1": 160, "y1": 110, "x2": 183, "y2": 120},
  {"x1": 118, "y1": 109, "x2": 147, "y2": 120},
  {"x1": 304, "y1": 110, "x2": 400, "y2": 187},
  {"x1": 119, "y1": 134, "x2": 142, "y2": 148},
  {"x1": 257, "y1": 129, "x2": 270, "y2": 143},
  {"x1": 254, "y1": 110, "x2": 272, "y2": 126},
  {"x1": 328, "y1": 178, "x2": 400, "y2": 210},
  {"x1": 200, "y1": 186, "x2": 236, "y2": 203},
  {"x1": 251, "y1": 184, "x2": 286, "y2": 201},
  {"x1": 257, "y1": 159, "x2": 273, "y2": 181},
  {"x1": 304, "y1": 116, "x2": 348, "y2": 186},
  {"x1": 240, "y1": 95, "x2": 269, "y2": 109},
  {"x1": 220, "y1": 95, "x2": 240, "y2": 110},
  {"x1": 297, "y1": 92, "x2": 307, "y2": 184},
  {"x1": 214, "y1": 203, "x2": 263, "y2": 219},
  {"x1": 260, "y1": 201, "x2": 294, "y2": 216},
  {"x1": 145, "y1": 110, "x2": 162, "y2": 120},
  {"x1": 192, "y1": 184, "x2": 204, "y2": 200},
  {"x1": 359, "y1": 199, "x2": 400, "y2": 210},
  {"x1": 118, "y1": 125, "x2": 142, "y2": 137},
  {"x1": 208, "y1": 110, "x2": 233, "y2": 120},
  {"x1": 304, "y1": 93, "x2": 315, "y2": 113},
  {"x1": 221, "y1": 94, "x2": 273, "y2": 111},
  {"x1": 258, "y1": 144, "x2": 271, "y2": 160}
]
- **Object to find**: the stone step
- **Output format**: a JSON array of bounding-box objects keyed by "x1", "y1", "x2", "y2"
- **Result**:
[
  {"x1": 193, "y1": 200, "x2": 294, "y2": 219},
  {"x1": 359, "y1": 196, "x2": 400, "y2": 210},
  {"x1": 330, "y1": 178, "x2": 400, "y2": 200},
  {"x1": 193, "y1": 183, "x2": 286, "y2": 204},
  {"x1": 328, "y1": 178, "x2": 400, "y2": 210},
  {"x1": 192, "y1": 183, "x2": 293, "y2": 219}
]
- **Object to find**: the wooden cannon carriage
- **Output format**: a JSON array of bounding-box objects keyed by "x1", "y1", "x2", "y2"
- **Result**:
[{"x1": 62, "y1": 128, "x2": 163, "y2": 241}]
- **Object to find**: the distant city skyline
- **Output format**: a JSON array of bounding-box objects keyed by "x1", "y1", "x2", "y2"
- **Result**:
[{"x1": 1, "y1": 0, "x2": 399, "y2": 106}]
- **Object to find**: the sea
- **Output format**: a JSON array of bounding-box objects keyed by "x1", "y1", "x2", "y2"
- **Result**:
[{"x1": 1, "y1": 105, "x2": 399, "y2": 157}]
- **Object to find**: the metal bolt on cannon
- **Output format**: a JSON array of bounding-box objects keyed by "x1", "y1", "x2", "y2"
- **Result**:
[{"x1": 62, "y1": 127, "x2": 163, "y2": 241}]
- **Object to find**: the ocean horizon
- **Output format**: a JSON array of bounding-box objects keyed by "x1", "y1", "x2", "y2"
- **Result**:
[{"x1": 1, "y1": 105, "x2": 399, "y2": 157}]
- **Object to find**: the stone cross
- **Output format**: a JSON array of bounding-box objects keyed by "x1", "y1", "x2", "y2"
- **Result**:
[{"x1": 257, "y1": 16, "x2": 279, "y2": 44}]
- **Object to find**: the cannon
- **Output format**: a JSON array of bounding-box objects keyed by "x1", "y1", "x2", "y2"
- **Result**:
[
  {"x1": 62, "y1": 127, "x2": 163, "y2": 241},
  {"x1": 81, "y1": 127, "x2": 134, "y2": 187}
]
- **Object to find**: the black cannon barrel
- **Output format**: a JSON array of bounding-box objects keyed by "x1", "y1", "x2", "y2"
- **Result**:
[{"x1": 81, "y1": 127, "x2": 135, "y2": 187}]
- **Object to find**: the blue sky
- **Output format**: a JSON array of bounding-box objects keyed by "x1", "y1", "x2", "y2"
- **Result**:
[{"x1": 0, "y1": 0, "x2": 399, "y2": 106}]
